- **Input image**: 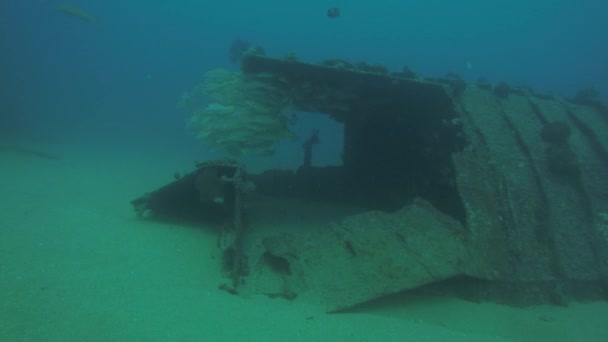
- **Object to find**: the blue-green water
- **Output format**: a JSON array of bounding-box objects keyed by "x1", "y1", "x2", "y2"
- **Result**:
[
  {"x1": 1, "y1": 1, "x2": 608, "y2": 341},
  {"x1": 1, "y1": 1, "x2": 606, "y2": 146}
]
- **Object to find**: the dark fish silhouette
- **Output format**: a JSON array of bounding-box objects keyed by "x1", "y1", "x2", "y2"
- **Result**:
[
  {"x1": 327, "y1": 7, "x2": 340, "y2": 18},
  {"x1": 229, "y1": 37, "x2": 251, "y2": 64}
]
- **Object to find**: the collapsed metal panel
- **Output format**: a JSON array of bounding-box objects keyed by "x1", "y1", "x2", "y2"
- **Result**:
[{"x1": 248, "y1": 198, "x2": 472, "y2": 312}]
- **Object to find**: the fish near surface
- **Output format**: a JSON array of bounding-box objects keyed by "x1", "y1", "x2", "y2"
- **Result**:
[{"x1": 56, "y1": 3, "x2": 101, "y2": 25}]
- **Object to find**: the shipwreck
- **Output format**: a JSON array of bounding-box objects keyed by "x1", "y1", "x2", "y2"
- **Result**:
[{"x1": 132, "y1": 52, "x2": 608, "y2": 312}]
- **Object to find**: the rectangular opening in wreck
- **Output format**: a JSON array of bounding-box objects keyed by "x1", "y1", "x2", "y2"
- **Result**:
[
  {"x1": 243, "y1": 54, "x2": 468, "y2": 225},
  {"x1": 250, "y1": 109, "x2": 467, "y2": 225},
  {"x1": 269, "y1": 110, "x2": 344, "y2": 170}
]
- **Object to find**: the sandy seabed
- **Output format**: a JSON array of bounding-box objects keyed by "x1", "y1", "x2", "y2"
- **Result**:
[{"x1": 1, "y1": 141, "x2": 607, "y2": 342}]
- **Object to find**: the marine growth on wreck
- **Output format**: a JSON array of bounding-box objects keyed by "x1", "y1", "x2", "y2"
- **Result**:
[{"x1": 182, "y1": 68, "x2": 295, "y2": 156}]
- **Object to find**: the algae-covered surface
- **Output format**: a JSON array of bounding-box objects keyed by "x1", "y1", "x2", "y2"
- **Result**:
[{"x1": 1, "y1": 141, "x2": 607, "y2": 341}]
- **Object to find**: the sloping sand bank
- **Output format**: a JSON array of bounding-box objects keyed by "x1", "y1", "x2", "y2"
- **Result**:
[{"x1": 1, "y1": 142, "x2": 607, "y2": 341}]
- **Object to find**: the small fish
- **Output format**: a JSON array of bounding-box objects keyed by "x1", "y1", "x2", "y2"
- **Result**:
[
  {"x1": 56, "y1": 3, "x2": 101, "y2": 25},
  {"x1": 327, "y1": 7, "x2": 340, "y2": 18}
]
